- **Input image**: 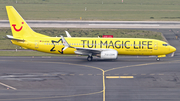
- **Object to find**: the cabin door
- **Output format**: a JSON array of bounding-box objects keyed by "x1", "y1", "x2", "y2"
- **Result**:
[
  {"x1": 35, "y1": 40, "x2": 39, "y2": 49},
  {"x1": 154, "y1": 42, "x2": 158, "y2": 50}
]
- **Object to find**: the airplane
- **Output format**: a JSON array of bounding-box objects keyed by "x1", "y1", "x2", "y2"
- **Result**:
[{"x1": 5, "y1": 6, "x2": 176, "y2": 61}]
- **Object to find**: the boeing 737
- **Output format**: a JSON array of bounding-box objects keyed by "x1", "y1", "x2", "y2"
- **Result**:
[{"x1": 5, "y1": 6, "x2": 176, "y2": 61}]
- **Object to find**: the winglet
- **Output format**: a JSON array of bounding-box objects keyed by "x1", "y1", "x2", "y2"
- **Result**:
[
  {"x1": 61, "y1": 35, "x2": 71, "y2": 51},
  {"x1": 65, "y1": 31, "x2": 71, "y2": 37}
]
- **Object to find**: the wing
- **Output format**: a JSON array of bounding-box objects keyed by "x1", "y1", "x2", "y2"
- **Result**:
[
  {"x1": 60, "y1": 35, "x2": 115, "y2": 56},
  {"x1": 74, "y1": 47, "x2": 116, "y2": 56}
]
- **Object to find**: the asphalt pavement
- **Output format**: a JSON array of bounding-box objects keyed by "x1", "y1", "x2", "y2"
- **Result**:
[
  {"x1": 0, "y1": 56, "x2": 180, "y2": 101},
  {"x1": 1, "y1": 20, "x2": 180, "y2": 28}
]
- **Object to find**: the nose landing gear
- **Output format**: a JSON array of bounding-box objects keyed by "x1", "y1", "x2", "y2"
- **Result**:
[
  {"x1": 156, "y1": 55, "x2": 166, "y2": 61},
  {"x1": 156, "y1": 58, "x2": 160, "y2": 61}
]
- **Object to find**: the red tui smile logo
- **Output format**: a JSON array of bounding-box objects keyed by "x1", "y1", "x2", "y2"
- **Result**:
[{"x1": 12, "y1": 22, "x2": 24, "y2": 32}]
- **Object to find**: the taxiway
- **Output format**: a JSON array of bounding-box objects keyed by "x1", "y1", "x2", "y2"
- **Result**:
[
  {"x1": 1, "y1": 20, "x2": 180, "y2": 28},
  {"x1": 0, "y1": 56, "x2": 180, "y2": 101}
]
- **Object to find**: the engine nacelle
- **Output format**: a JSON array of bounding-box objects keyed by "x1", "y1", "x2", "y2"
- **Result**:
[{"x1": 100, "y1": 50, "x2": 118, "y2": 59}]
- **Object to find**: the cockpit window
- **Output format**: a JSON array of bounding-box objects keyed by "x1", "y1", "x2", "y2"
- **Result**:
[{"x1": 162, "y1": 44, "x2": 169, "y2": 46}]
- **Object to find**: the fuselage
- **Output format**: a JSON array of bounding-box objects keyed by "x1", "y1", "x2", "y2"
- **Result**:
[{"x1": 11, "y1": 37, "x2": 176, "y2": 56}]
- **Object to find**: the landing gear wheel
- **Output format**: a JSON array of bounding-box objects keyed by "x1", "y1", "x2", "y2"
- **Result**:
[
  {"x1": 156, "y1": 58, "x2": 160, "y2": 61},
  {"x1": 87, "y1": 56, "x2": 93, "y2": 61}
]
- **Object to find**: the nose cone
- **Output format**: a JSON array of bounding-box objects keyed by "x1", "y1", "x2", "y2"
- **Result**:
[{"x1": 170, "y1": 46, "x2": 176, "y2": 53}]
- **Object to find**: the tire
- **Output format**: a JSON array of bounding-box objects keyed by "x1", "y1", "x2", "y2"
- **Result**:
[
  {"x1": 156, "y1": 58, "x2": 160, "y2": 61},
  {"x1": 87, "y1": 56, "x2": 93, "y2": 61}
]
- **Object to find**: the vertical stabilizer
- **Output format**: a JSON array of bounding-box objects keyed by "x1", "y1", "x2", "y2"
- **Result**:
[{"x1": 6, "y1": 6, "x2": 48, "y2": 39}]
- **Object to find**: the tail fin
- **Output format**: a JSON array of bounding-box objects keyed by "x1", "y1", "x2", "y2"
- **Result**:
[{"x1": 6, "y1": 6, "x2": 48, "y2": 39}]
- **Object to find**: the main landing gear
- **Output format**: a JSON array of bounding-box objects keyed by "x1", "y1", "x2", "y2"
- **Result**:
[{"x1": 87, "y1": 55, "x2": 93, "y2": 61}]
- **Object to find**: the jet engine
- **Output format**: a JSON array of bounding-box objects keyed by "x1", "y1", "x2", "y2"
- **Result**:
[{"x1": 100, "y1": 50, "x2": 118, "y2": 59}]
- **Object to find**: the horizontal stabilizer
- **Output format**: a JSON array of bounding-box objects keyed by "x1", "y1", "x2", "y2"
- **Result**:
[{"x1": 5, "y1": 35, "x2": 25, "y2": 41}]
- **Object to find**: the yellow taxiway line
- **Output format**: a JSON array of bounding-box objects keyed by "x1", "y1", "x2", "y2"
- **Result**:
[{"x1": 0, "y1": 82, "x2": 17, "y2": 90}]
